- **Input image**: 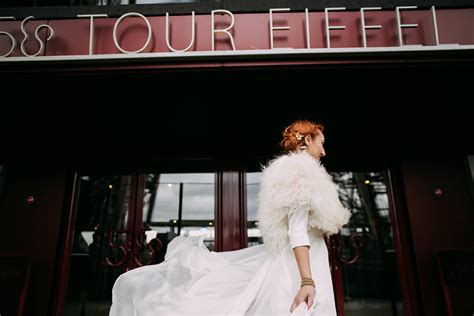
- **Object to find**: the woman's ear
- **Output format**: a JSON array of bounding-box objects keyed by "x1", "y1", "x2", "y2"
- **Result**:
[{"x1": 305, "y1": 136, "x2": 312, "y2": 146}]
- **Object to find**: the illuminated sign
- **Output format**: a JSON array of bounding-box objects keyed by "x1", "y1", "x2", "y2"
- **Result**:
[{"x1": 0, "y1": 6, "x2": 473, "y2": 62}]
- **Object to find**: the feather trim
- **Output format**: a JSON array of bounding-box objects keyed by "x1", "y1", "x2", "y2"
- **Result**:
[{"x1": 257, "y1": 150, "x2": 351, "y2": 255}]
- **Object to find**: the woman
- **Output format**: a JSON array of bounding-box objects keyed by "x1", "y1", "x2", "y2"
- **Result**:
[{"x1": 109, "y1": 119, "x2": 351, "y2": 315}]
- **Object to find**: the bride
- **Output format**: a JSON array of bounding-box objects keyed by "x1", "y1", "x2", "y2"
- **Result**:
[{"x1": 109, "y1": 119, "x2": 351, "y2": 315}]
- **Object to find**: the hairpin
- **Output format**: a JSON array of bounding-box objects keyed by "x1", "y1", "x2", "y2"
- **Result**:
[{"x1": 295, "y1": 132, "x2": 303, "y2": 141}]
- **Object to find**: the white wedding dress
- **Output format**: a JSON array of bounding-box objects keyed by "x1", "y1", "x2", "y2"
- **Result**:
[{"x1": 109, "y1": 209, "x2": 337, "y2": 316}]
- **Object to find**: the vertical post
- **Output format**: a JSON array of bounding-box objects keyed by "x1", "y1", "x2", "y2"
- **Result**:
[
  {"x1": 330, "y1": 235, "x2": 346, "y2": 316},
  {"x1": 215, "y1": 168, "x2": 247, "y2": 252},
  {"x1": 177, "y1": 182, "x2": 183, "y2": 236},
  {"x1": 50, "y1": 170, "x2": 81, "y2": 316},
  {"x1": 386, "y1": 167, "x2": 423, "y2": 316}
]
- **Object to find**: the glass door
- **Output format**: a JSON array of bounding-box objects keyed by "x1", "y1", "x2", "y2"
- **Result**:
[
  {"x1": 64, "y1": 173, "x2": 136, "y2": 315},
  {"x1": 328, "y1": 171, "x2": 404, "y2": 316},
  {"x1": 140, "y1": 172, "x2": 216, "y2": 263},
  {"x1": 63, "y1": 171, "x2": 216, "y2": 315}
]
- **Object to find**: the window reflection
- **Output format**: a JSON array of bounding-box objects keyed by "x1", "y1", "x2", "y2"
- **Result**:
[
  {"x1": 64, "y1": 172, "x2": 215, "y2": 315},
  {"x1": 246, "y1": 172, "x2": 262, "y2": 247},
  {"x1": 332, "y1": 171, "x2": 403, "y2": 316},
  {"x1": 65, "y1": 174, "x2": 132, "y2": 316},
  {"x1": 143, "y1": 173, "x2": 215, "y2": 254},
  {"x1": 467, "y1": 155, "x2": 474, "y2": 201}
]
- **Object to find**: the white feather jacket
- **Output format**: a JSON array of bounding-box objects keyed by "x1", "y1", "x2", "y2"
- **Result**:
[{"x1": 257, "y1": 150, "x2": 352, "y2": 255}]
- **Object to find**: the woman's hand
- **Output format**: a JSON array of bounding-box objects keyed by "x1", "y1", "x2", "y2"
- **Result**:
[{"x1": 290, "y1": 285, "x2": 315, "y2": 313}]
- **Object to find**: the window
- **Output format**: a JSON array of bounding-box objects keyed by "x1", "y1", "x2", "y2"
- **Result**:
[
  {"x1": 0, "y1": 165, "x2": 5, "y2": 199},
  {"x1": 64, "y1": 171, "x2": 215, "y2": 315},
  {"x1": 143, "y1": 173, "x2": 216, "y2": 250},
  {"x1": 466, "y1": 155, "x2": 474, "y2": 203},
  {"x1": 246, "y1": 172, "x2": 262, "y2": 247}
]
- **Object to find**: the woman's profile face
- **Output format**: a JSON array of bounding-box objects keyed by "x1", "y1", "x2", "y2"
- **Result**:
[{"x1": 305, "y1": 131, "x2": 326, "y2": 160}]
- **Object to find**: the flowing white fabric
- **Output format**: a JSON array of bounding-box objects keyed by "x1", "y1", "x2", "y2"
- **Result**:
[{"x1": 109, "y1": 208, "x2": 337, "y2": 316}]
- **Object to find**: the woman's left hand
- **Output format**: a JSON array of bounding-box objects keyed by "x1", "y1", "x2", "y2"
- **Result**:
[{"x1": 290, "y1": 285, "x2": 315, "y2": 313}]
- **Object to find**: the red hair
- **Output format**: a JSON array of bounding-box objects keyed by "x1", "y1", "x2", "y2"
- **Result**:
[{"x1": 279, "y1": 119, "x2": 324, "y2": 153}]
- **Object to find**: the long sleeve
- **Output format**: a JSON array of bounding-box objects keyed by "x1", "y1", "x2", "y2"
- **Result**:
[{"x1": 287, "y1": 210, "x2": 311, "y2": 249}]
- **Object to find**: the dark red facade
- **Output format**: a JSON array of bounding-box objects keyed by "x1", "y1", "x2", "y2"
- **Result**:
[{"x1": 1, "y1": 4, "x2": 474, "y2": 316}]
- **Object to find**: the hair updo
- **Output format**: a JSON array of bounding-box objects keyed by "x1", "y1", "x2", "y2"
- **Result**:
[{"x1": 279, "y1": 119, "x2": 324, "y2": 153}]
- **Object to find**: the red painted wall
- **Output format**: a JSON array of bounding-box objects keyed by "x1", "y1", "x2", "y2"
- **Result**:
[
  {"x1": 0, "y1": 164, "x2": 68, "y2": 316},
  {"x1": 401, "y1": 156, "x2": 474, "y2": 316}
]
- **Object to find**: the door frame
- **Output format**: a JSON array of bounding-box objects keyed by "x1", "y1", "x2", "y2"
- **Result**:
[
  {"x1": 49, "y1": 163, "x2": 422, "y2": 316},
  {"x1": 50, "y1": 165, "x2": 249, "y2": 315},
  {"x1": 328, "y1": 167, "x2": 422, "y2": 316}
]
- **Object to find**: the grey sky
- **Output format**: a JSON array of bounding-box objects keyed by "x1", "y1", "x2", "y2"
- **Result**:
[
  {"x1": 246, "y1": 172, "x2": 262, "y2": 221},
  {"x1": 143, "y1": 172, "x2": 264, "y2": 223},
  {"x1": 144, "y1": 173, "x2": 215, "y2": 222}
]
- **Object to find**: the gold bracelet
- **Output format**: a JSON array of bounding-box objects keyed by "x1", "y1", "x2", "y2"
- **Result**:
[
  {"x1": 301, "y1": 280, "x2": 315, "y2": 285},
  {"x1": 301, "y1": 282, "x2": 315, "y2": 288},
  {"x1": 300, "y1": 277, "x2": 315, "y2": 288}
]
